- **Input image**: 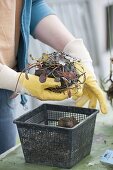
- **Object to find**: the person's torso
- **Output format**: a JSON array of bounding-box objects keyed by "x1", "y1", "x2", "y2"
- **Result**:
[{"x1": 0, "y1": 0, "x2": 23, "y2": 69}]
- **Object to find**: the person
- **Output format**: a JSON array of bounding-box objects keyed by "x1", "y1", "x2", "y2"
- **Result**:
[{"x1": 0, "y1": 0, "x2": 107, "y2": 154}]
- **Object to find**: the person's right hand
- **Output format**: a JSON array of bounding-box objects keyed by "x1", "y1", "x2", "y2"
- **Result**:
[
  {"x1": 0, "y1": 64, "x2": 69, "y2": 101},
  {"x1": 18, "y1": 72, "x2": 71, "y2": 101}
]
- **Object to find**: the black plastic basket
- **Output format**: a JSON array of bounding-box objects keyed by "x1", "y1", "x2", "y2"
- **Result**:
[{"x1": 14, "y1": 104, "x2": 98, "y2": 168}]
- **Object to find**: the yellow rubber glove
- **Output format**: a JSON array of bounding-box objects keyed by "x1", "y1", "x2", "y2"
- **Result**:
[
  {"x1": 72, "y1": 62, "x2": 107, "y2": 114},
  {"x1": 72, "y1": 63, "x2": 107, "y2": 114},
  {"x1": 18, "y1": 73, "x2": 70, "y2": 100},
  {"x1": 63, "y1": 39, "x2": 108, "y2": 114},
  {"x1": 0, "y1": 64, "x2": 69, "y2": 101},
  {"x1": 73, "y1": 84, "x2": 98, "y2": 109}
]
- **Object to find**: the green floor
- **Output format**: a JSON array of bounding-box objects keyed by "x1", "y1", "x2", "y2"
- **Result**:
[{"x1": 0, "y1": 104, "x2": 113, "y2": 170}]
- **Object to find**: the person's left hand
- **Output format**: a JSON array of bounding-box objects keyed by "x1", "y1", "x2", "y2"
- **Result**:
[
  {"x1": 73, "y1": 84, "x2": 97, "y2": 109},
  {"x1": 63, "y1": 39, "x2": 107, "y2": 114},
  {"x1": 71, "y1": 62, "x2": 107, "y2": 114},
  {"x1": 72, "y1": 83, "x2": 107, "y2": 113}
]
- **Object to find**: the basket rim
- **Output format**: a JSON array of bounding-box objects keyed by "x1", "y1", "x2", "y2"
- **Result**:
[{"x1": 13, "y1": 103, "x2": 99, "y2": 129}]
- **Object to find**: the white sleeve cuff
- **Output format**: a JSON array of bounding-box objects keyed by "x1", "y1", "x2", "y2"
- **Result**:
[
  {"x1": 63, "y1": 39, "x2": 92, "y2": 62},
  {"x1": 0, "y1": 65, "x2": 21, "y2": 91}
]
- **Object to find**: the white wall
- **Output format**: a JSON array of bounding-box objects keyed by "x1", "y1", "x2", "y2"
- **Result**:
[{"x1": 90, "y1": 0, "x2": 113, "y2": 79}]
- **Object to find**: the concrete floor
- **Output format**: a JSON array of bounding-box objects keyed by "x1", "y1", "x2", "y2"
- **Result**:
[{"x1": 0, "y1": 102, "x2": 113, "y2": 170}]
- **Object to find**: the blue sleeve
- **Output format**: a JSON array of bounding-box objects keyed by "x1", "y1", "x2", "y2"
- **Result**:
[{"x1": 30, "y1": 0, "x2": 56, "y2": 35}]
